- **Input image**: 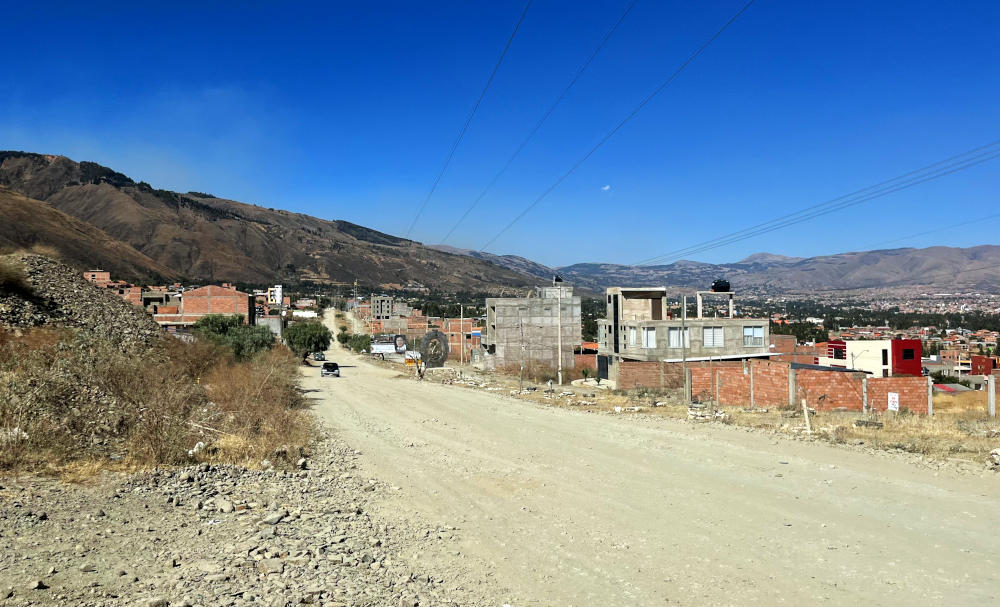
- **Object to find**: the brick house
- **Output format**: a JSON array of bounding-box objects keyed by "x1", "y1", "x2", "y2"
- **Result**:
[{"x1": 153, "y1": 284, "x2": 254, "y2": 327}]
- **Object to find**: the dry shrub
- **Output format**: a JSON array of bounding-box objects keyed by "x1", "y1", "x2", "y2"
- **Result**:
[
  {"x1": 0, "y1": 326, "x2": 312, "y2": 475},
  {"x1": 201, "y1": 348, "x2": 311, "y2": 464},
  {"x1": 933, "y1": 390, "x2": 988, "y2": 412}
]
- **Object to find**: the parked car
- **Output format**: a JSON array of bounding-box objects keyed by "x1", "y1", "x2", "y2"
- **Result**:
[
  {"x1": 313, "y1": 351, "x2": 326, "y2": 361},
  {"x1": 320, "y1": 362, "x2": 340, "y2": 377}
]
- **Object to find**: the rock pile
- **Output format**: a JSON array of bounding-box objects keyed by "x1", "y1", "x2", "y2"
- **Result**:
[
  {"x1": 0, "y1": 429, "x2": 491, "y2": 606},
  {"x1": 0, "y1": 254, "x2": 161, "y2": 351}
]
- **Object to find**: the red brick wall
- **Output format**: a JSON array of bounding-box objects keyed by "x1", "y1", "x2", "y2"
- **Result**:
[
  {"x1": 575, "y1": 354, "x2": 597, "y2": 371},
  {"x1": 866, "y1": 377, "x2": 929, "y2": 414},
  {"x1": 690, "y1": 360, "x2": 788, "y2": 406},
  {"x1": 795, "y1": 369, "x2": 866, "y2": 410},
  {"x1": 617, "y1": 361, "x2": 684, "y2": 389}
]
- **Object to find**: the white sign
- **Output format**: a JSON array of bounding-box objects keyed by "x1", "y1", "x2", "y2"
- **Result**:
[{"x1": 887, "y1": 392, "x2": 900, "y2": 412}]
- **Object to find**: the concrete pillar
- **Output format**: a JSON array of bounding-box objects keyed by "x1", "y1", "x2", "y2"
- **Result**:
[
  {"x1": 988, "y1": 375, "x2": 995, "y2": 418},
  {"x1": 788, "y1": 367, "x2": 797, "y2": 408},
  {"x1": 927, "y1": 375, "x2": 934, "y2": 416},
  {"x1": 862, "y1": 376, "x2": 868, "y2": 413},
  {"x1": 696, "y1": 293, "x2": 703, "y2": 319}
]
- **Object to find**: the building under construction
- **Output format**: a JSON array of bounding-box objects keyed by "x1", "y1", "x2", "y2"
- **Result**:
[{"x1": 484, "y1": 283, "x2": 581, "y2": 371}]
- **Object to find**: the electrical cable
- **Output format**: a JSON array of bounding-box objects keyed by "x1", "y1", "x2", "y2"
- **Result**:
[
  {"x1": 479, "y1": 0, "x2": 756, "y2": 252},
  {"x1": 633, "y1": 140, "x2": 1000, "y2": 266},
  {"x1": 439, "y1": 0, "x2": 641, "y2": 245},
  {"x1": 404, "y1": 0, "x2": 533, "y2": 239}
]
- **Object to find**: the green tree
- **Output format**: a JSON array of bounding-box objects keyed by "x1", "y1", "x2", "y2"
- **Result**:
[
  {"x1": 225, "y1": 325, "x2": 277, "y2": 362},
  {"x1": 193, "y1": 314, "x2": 274, "y2": 361},
  {"x1": 284, "y1": 321, "x2": 332, "y2": 359}
]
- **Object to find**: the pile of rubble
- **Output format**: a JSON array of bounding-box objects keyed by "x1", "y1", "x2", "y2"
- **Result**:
[
  {"x1": 0, "y1": 254, "x2": 161, "y2": 351},
  {"x1": 0, "y1": 429, "x2": 491, "y2": 607}
]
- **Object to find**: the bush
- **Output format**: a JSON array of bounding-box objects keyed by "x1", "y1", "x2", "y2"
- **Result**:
[
  {"x1": 284, "y1": 321, "x2": 332, "y2": 359},
  {"x1": 193, "y1": 314, "x2": 274, "y2": 362}
]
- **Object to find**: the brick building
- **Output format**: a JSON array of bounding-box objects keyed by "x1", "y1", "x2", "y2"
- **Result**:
[
  {"x1": 153, "y1": 284, "x2": 254, "y2": 327},
  {"x1": 83, "y1": 270, "x2": 112, "y2": 287}
]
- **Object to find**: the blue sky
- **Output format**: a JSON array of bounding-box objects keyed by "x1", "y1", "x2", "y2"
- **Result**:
[{"x1": 2, "y1": 1, "x2": 998, "y2": 267}]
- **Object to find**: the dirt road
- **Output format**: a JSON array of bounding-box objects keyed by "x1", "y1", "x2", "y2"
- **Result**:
[{"x1": 304, "y1": 317, "x2": 999, "y2": 606}]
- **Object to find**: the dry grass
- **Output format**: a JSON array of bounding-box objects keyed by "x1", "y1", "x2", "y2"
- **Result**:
[
  {"x1": 201, "y1": 348, "x2": 311, "y2": 465},
  {"x1": 0, "y1": 327, "x2": 312, "y2": 476},
  {"x1": 495, "y1": 362, "x2": 587, "y2": 383},
  {"x1": 509, "y1": 381, "x2": 999, "y2": 465}
]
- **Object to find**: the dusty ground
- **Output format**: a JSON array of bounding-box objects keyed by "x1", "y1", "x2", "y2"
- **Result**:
[
  {"x1": 3, "y1": 312, "x2": 998, "y2": 606},
  {"x1": 304, "y1": 314, "x2": 1000, "y2": 606}
]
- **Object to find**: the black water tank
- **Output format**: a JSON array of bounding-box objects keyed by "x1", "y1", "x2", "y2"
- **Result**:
[{"x1": 711, "y1": 278, "x2": 731, "y2": 292}]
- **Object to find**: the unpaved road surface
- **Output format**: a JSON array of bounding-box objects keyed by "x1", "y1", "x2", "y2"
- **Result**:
[{"x1": 305, "y1": 318, "x2": 999, "y2": 606}]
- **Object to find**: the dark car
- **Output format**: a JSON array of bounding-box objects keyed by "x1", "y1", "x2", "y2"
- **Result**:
[
  {"x1": 320, "y1": 362, "x2": 340, "y2": 377},
  {"x1": 313, "y1": 352, "x2": 326, "y2": 361}
]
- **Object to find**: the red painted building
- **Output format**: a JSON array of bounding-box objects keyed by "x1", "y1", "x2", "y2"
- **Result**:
[
  {"x1": 971, "y1": 355, "x2": 995, "y2": 376},
  {"x1": 890, "y1": 339, "x2": 922, "y2": 377}
]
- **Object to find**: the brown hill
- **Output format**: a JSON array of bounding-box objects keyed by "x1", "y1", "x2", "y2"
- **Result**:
[
  {"x1": 0, "y1": 152, "x2": 536, "y2": 291},
  {"x1": 0, "y1": 187, "x2": 177, "y2": 283}
]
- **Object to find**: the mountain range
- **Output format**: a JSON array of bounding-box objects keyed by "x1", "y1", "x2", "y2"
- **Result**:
[
  {"x1": 0, "y1": 152, "x2": 534, "y2": 291},
  {"x1": 2, "y1": 151, "x2": 997, "y2": 294}
]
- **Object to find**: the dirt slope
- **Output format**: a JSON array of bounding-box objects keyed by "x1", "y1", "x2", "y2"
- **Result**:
[
  {"x1": 303, "y1": 315, "x2": 1000, "y2": 606},
  {"x1": 0, "y1": 188, "x2": 176, "y2": 283},
  {"x1": 0, "y1": 152, "x2": 537, "y2": 291}
]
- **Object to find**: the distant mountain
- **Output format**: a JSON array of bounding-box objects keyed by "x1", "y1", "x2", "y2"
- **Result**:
[
  {"x1": 555, "y1": 246, "x2": 1000, "y2": 293},
  {"x1": 0, "y1": 152, "x2": 538, "y2": 291},
  {"x1": 0, "y1": 187, "x2": 177, "y2": 282},
  {"x1": 428, "y1": 245, "x2": 556, "y2": 281}
]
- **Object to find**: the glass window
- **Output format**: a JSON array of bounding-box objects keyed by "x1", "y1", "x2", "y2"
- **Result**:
[
  {"x1": 668, "y1": 327, "x2": 690, "y2": 348},
  {"x1": 743, "y1": 326, "x2": 764, "y2": 347},
  {"x1": 628, "y1": 327, "x2": 637, "y2": 347},
  {"x1": 902, "y1": 348, "x2": 915, "y2": 360},
  {"x1": 703, "y1": 326, "x2": 724, "y2": 348},
  {"x1": 642, "y1": 327, "x2": 657, "y2": 348}
]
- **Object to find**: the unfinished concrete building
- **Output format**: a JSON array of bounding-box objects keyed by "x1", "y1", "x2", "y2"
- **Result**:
[
  {"x1": 371, "y1": 296, "x2": 394, "y2": 320},
  {"x1": 596, "y1": 287, "x2": 770, "y2": 387},
  {"x1": 484, "y1": 285, "x2": 581, "y2": 371}
]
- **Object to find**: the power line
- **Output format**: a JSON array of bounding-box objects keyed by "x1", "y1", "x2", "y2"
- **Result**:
[
  {"x1": 439, "y1": 0, "x2": 641, "y2": 245},
  {"x1": 404, "y1": 0, "x2": 533, "y2": 239},
  {"x1": 865, "y1": 211, "x2": 1000, "y2": 250},
  {"x1": 479, "y1": 0, "x2": 756, "y2": 252},
  {"x1": 633, "y1": 140, "x2": 1000, "y2": 266}
]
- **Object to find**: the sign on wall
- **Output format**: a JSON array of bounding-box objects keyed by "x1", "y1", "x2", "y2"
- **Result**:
[{"x1": 887, "y1": 392, "x2": 900, "y2": 412}]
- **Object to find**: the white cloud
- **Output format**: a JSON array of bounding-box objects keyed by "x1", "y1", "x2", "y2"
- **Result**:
[{"x1": 601, "y1": 184, "x2": 611, "y2": 191}]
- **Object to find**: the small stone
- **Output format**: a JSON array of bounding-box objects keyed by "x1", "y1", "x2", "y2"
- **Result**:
[
  {"x1": 142, "y1": 598, "x2": 168, "y2": 607},
  {"x1": 216, "y1": 499, "x2": 234, "y2": 514},
  {"x1": 297, "y1": 458, "x2": 308, "y2": 470},
  {"x1": 261, "y1": 511, "x2": 286, "y2": 525},
  {"x1": 27, "y1": 579, "x2": 48, "y2": 590},
  {"x1": 4, "y1": 586, "x2": 15, "y2": 598},
  {"x1": 79, "y1": 563, "x2": 96, "y2": 573},
  {"x1": 257, "y1": 559, "x2": 284, "y2": 575}
]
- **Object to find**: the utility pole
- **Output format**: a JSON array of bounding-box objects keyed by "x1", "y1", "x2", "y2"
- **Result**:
[
  {"x1": 519, "y1": 307, "x2": 525, "y2": 393},
  {"x1": 460, "y1": 304, "x2": 464, "y2": 365},
  {"x1": 681, "y1": 294, "x2": 689, "y2": 404},
  {"x1": 557, "y1": 284, "x2": 563, "y2": 386}
]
